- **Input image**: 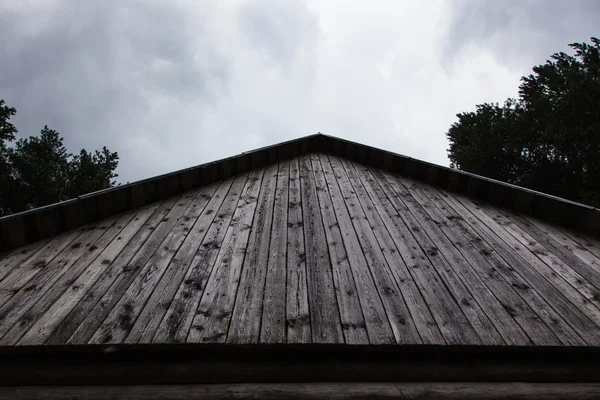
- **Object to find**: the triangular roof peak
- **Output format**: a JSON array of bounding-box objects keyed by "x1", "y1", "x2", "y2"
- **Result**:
[{"x1": 1, "y1": 132, "x2": 598, "y2": 250}]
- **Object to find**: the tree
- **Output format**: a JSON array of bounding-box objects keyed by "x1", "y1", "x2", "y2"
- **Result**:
[
  {"x1": 0, "y1": 100, "x2": 119, "y2": 217},
  {"x1": 447, "y1": 37, "x2": 600, "y2": 207}
]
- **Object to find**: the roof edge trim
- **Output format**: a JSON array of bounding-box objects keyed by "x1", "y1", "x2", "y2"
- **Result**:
[{"x1": 1, "y1": 132, "x2": 598, "y2": 251}]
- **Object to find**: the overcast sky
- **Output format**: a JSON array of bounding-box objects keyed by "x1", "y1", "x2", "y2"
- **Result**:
[{"x1": 1, "y1": 0, "x2": 598, "y2": 183}]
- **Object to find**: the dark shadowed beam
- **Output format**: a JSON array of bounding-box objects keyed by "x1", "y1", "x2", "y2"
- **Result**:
[{"x1": 0, "y1": 344, "x2": 599, "y2": 386}]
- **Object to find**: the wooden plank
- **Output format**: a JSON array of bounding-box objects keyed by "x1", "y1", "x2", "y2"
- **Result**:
[
  {"x1": 381, "y1": 170, "x2": 506, "y2": 345},
  {"x1": 285, "y1": 158, "x2": 311, "y2": 343},
  {"x1": 357, "y1": 166, "x2": 478, "y2": 344},
  {"x1": 227, "y1": 164, "x2": 279, "y2": 344},
  {"x1": 559, "y1": 227, "x2": 600, "y2": 261},
  {"x1": 298, "y1": 154, "x2": 343, "y2": 343},
  {"x1": 18, "y1": 204, "x2": 159, "y2": 345},
  {"x1": 450, "y1": 194, "x2": 600, "y2": 343},
  {"x1": 409, "y1": 180, "x2": 561, "y2": 345},
  {"x1": 341, "y1": 158, "x2": 445, "y2": 345},
  {"x1": 187, "y1": 168, "x2": 264, "y2": 343},
  {"x1": 4, "y1": 383, "x2": 600, "y2": 400},
  {"x1": 0, "y1": 229, "x2": 84, "y2": 292},
  {"x1": 0, "y1": 214, "x2": 124, "y2": 342},
  {"x1": 122, "y1": 183, "x2": 223, "y2": 343},
  {"x1": 153, "y1": 175, "x2": 246, "y2": 343},
  {"x1": 311, "y1": 154, "x2": 370, "y2": 344},
  {"x1": 1, "y1": 210, "x2": 139, "y2": 345},
  {"x1": 89, "y1": 189, "x2": 205, "y2": 344},
  {"x1": 260, "y1": 161, "x2": 290, "y2": 343},
  {"x1": 325, "y1": 155, "x2": 416, "y2": 344},
  {"x1": 533, "y1": 220, "x2": 600, "y2": 273},
  {"x1": 0, "y1": 239, "x2": 50, "y2": 283},
  {"x1": 476, "y1": 202, "x2": 600, "y2": 327},
  {"x1": 44, "y1": 197, "x2": 178, "y2": 345},
  {"x1": 427, "y1": 186, "x2": 585, "y2": 346},
  {"x1": 66, "y1": 193, "x2": 194, "y2": 344},
  {"x1": 508, "y1": 213, "x2": 600, "y2": 291}
]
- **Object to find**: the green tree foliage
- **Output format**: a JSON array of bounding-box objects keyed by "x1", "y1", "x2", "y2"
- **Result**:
[
  {"x1": 0, "y1": 101, "x2": 119, "y2": 216},
  {"x1": 447, "y1": 37, "x2": 600, "y2": 207}
]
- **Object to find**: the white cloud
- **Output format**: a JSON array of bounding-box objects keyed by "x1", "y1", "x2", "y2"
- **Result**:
[{"x1": 1, "y1": 0, "x2": 597, "y2": 182}]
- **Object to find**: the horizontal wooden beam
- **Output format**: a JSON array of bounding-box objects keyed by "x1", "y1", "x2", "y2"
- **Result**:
[
  {"x1": 1, "y1": 344, "x2": 599, "y2": 386},
  {"x1": 3, "y1": 383, "x2": 600, "y2": 399}
]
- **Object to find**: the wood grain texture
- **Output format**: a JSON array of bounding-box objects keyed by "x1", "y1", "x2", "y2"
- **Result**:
[
  {"x1": 475, "y1": 201, "x2": 600, "y2": 329},
  {"x1": 407, "y1": 179, "x2": 558, "y2": 345},
  {"x1": 124, "y1": 183, "x2": 220, "y2": 343},
  {"x1": 311, "y1": 154, "x2": 369, "y2": 344},
  {"x1": 299, "y1": 154, "x2": 343, "y2": 343},
  {"x1": 18, "y1": 204, "x2": 159, "y2": 345},
  {"x1": 421, "y1": 185, "x2": 577, "y2": 346},
  {"x1": 384, "y1": 171, "x2": 511, "y2": 345},
  {"x1": 0, "y1": 239, "x2": 50, "y2": 283},
  {"x1": 445, "y1": 190, "x2": 600, "y2": 345},
  {"x1": 260, "y1": 161, "x2": 290, "y2": 343},
  {"x1": 68, "y1": 194, "x2": 193, "y2": 344},
  {"x1": 153, "y1": 177, "x2": 243, "y2": 343},
  {"x1": 47, "y1": 197, "x2": 180, "y2": 345},
  {"x1": 343, "y1": 159, "x2": 444, "y2": 345},
  {"x1": 367, "y1": 168, "x2": 482, "y2": 345},
  {"x1": 285, "y1": 158, "x2": 311, "y2": 343},
  {"x1": 325, "y1": 154, "x2": 415, "y2": 344},
  {"x1": 0, "y1": 213, "x2": 126, "y2": 343},
  {"x1": 2, "y1": 153, "x2": 600, "y2": 347},
  {"x1": 227, "y1": 163, "x2": 279, "y2": 344},
  {"x1": 187, "y1": 169, "x2": 264, "y2": 343},
  {"x1": 89, "y1": 189, "x2": 204, "y2": 344}
]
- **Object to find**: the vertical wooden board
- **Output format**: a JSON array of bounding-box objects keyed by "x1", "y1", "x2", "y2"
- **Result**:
[
  {"x1": 509, "y1": 213, "x2": 600, "y2": 291},
  {"x1": 2, "y1": 210, "x2": 139, "y2": 345},
  {"x1": 153, "y1": 176, "x2": 247, "y2": 344},
  {"x1": 285, "y1": 158, "x2": 311, "y2": 343},
  {"x1": 311, "y1": 154, "x2": 370, "y2": 344},
  {"x1": 365, "y1": 168, "x2": 482, "y2": 345},
  {"x1": 559, "y1": 228, "x2": 600, "y2": 261},
  {"x1": 341, "y1": 157, "x2": 444, "y2": 344},
  {"x1": 453, "y1": 195, "x2": 600, "y2": 341},
  {"x1": 187, "y1": 169, "x2": 264, "y2": 343},
  {"x1": 88, "y1": 189, "x2": 205, "y2": 344},
  {"x1": 123, "y1": 183, "x2": 222, "y2": 343},
  {"x1": 434, "y1": 188, "x2": 589, "y2": 346},
  {"x1": 478, "y1": 205, "x2": 600, "y2": 323},
  {"x1": 18, "y1": 204, "x2": 159, "y2": 345},
  {"x1": 260, "y1": 161, "x2": 290, "y2": 343},
  {"x1": 227, "y1": 164, "x2": 279, "y2": 344},
  {"x1": 383, "y1": 171, "x2": 509, "y2": 346},
  {"x1": 297, "y1": 154, "x2": 343, "y2": 344},
  {"x1": 322, "y1": 154, "x2": 402, "y2": 344},
  {"x1": 45, "y1": 198, "x2": 176, "y2": 345},
  {"x1": 65, "y1": 194, "x2": 192, "y2": 344},
  {"x1": 333, "y1": 155, "x2": 423, "y2": 345},
  {"x1": 409, "y1": 180, "x2": 561, "y2": 346},
  {"x1": 0, "y1": 239, "x2": 51, "y2": 283},
  {"x1": 0, "y1": 229, "x2": 84, "y2": 292},
  {"x1": 533, "y1": 220, "x2": 600, "y2": 272},
  {"x1": 0, "y1": 213, "x2": 124, "y2": 343}
]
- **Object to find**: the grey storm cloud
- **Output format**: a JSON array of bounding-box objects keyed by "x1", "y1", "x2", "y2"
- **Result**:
[
  {"x1": 0, "y1": 0, "x2": 598, "y2": 184},
  {"x1": 441, "y1": 0, "x2": 600, "y2": 69}
]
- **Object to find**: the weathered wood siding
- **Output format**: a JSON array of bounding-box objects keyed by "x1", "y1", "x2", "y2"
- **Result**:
[{"x1": 2, "y1": 154, "x2": 600, "y2": 346}]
